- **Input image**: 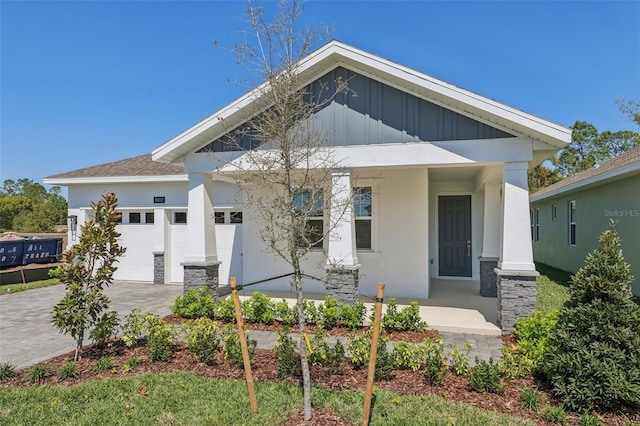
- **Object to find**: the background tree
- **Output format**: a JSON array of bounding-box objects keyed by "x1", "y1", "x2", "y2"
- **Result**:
[
  {"x1": 215, "y1": 1, "x2": 350, "y2": 420},
  {"x1": 541, "y1": 222, "x2": 640, "y2": 412},
  {"x1": 528, "y1": 164, "x2": 562, "y2": 193},
  {"x1": 0, "y1": 178, "x2": 67, "y2": 232},
  {"x1": 51, "y1": 191, "x2": 125, "y2": 361},
  {"x1": 615, "y1": 98, "x2": 640, "y2": 128}
]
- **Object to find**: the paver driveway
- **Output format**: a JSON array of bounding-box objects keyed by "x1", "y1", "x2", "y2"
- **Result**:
[{"x1": 0, "y1": 282, "x2": 183, "y2": 369}]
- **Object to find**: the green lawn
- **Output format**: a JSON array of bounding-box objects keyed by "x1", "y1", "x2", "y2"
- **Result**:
[
  {"x1": 0, "y1": 371, "x2": 534, "y2": 426},
  {"x1": 535, "y1": 262, "x2": 572, "y2": 313},
  {"x1": 0, "y1": 278, "x2": 61, "y2": 296}
]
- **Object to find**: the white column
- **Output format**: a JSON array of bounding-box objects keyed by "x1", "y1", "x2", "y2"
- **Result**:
[
  {"x1": 498, "y1": 162, "x2": 535, "y2": 271},
  {"x1": 481, "y1": 182, "x2": 501, "y2": 258},
  {"x1": 153, "y1": 208, "x2": 167, "y2": 253},
  {"x1": 183, "y1": 172, "x2": 218, "y2": 264},
  {"x1": 326, "y1": 170, "x2": 359, "y2": 268}
]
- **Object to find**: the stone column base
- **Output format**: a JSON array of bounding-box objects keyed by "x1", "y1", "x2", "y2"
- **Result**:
[
  {"x1": 495, "y1": 268, "x2": 539, "y2": 334},
  {"x1": 182, "y1": 260, "x2": 221, "y2": 298},
  {"x1": 153, "y1": 252, "x2": 165, "y2": 285},
  {"x1": 479, "y1": 257, "x2": 498, "y2": 297},
  {"x1": 325, "y1": 266, "x2": 360, "y2": 305}
]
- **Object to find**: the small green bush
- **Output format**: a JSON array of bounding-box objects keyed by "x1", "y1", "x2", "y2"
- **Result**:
[
  {"x1": 423, "y1": 336, "x2": 447, "y2": 386},
  {"x1": 449, "y1": 343, "x2": 472, "y2": 376},
  {"x1": 319, "y1": 296, "x2": 340, "y2": 329},
  {"x1": 339, "y1": 302, "x2": 366, "y2": 330},
  {"x1": 124, "y1": 356, "x2": 143, "y2": 370},
  {"x1": 382, "y1": 299, "x2": 427, "y2": 331},
  {"x1": 302, "y1": 300, "x2": 320, "y2": 324},
  {"x1": 513, "y1": 310, "x2": 558, "y2": 369},
  {"x1": 274, "y1": 332, "x2": 301, "y2": 378},
  {"x1": 221, "y1": 325, "x2": 256, "y2": 369},
  {"x1": 307, "y1": 330, "x2": 344, "y2": 372},
  {"x1": 93, "y1": 356, "x2": 114, "y2": 373},
  {"x1": 243, "y1": 292, "x2": 276, "y2": 324},
  {"x1": 519, "y1": 386, "x2": 540, "y2": 411},
  {"x1": 171, "y1": 288, "x2": 214, "y2": 319},
  {"x1": 57, "y1": 362, "x2": 80, "y2": 379},
  {"x1": 578, "y1": 414, "x2": 605, "y2": 426},
  {"x1": 392, "y1": 340, "x2": 427, "y2": 372},
  {"x1": 121, "y1": 308, "x2": 155, "y2": 348},
  {"x1": 147, "y1": 319, "x2": 176, "y2": 362},
  {"x1": 499, "y1": 345, "x2": 534, "y2": 379},
  {"x1": 468, "y1": 357, "x2": 504, "y2": 395},
  {"x1": 347, "y1": 329, "x2": 392, "y2": 380},
  {"x1": 275, "y1": 299, "x2": 297, "y2": 326},
  {"x1": 186, "y1": 317, "x2": 221, "y2": 365},
  {"x1": 29, "y1": 364, "x2": 51, "y2": 383},
  {"x1": 542, "y1": 405, "x2": 565, "y2": 424},
  {"x1": 213, "y1": 298, "x2": 236, "y2": 322},
  {"x1": 0, "y1": 362, "x2": 16, "y2": 380}
]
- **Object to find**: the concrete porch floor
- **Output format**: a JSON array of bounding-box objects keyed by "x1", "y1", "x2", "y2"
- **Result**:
[{"x1": 235, "y1": 278, "x2": 500, "y2": 336}]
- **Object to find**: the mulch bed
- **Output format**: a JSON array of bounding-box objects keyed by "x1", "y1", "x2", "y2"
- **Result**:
[{"x1": 3, "y1": 339, "x2": 638, "y2": 425}]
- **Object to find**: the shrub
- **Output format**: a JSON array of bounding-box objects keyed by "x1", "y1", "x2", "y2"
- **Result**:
[
  {"x1": 347, "y1": 329, "x2": 392, "y2": 380},
  {"x1": 449, "y1": 343, "x2": 472, "y2": 376},
  {"x1": 513, "y1": 310, "x2": 558, "y2": 370},
  {"x1": 29, "y1": 364, "x2": 51, "y2": 383},
  {"x1": 541, "y1": 223, "x2": 640, "y2": 412},
  {"x1": 89, "y1": 311, "x2": 120, "y2": 346},
  {"x1": 93, "y1": 356, "x2": 114, "y2": 373},
  {"x1": 186, "y1": 317, "x2": 221, "y2": 365},
  {"x1": 0, "y1": 362, "x2": 16, "y2": 380},
  {"x1": 121, "y1": 308, "x2": 155, "y2": 348},
  {"x1": 542, "y1": 405, "x2": 565, "y2": 424},
  {"x1": 124, "y1": 356, "x2": 143, "y2": 371},
  {"x1": 213, "y1": 297, "x2": 236, "y2": 322},
  {"x1": 382, "y1": 299, "x2": 427, "y2": 331},
  {"x1": 519, "y1": 386, "x2": 540, "y2": 411},
  {"x1": 275, "y1": 299, "x2": 297, "y2": 326},
  {"x1": 244, "y1": 292, "x2": 276, "y2": 324},
  {"x1": 57, "y1": 362, "x2": 80, "y2": 379},
  {"x1": 392, "y1": 340, "x2": 427, "y2": 372},
  {"x1": 318, "y1": 296, "x2": 340, "y2": 329},
  {"x1": 339, "y1": 302, "x2": 366, "y2": 330},
  {"x1": 171, "y1": 288, "x2": 214, "y2": 319},
  {"x1": 302, "y1": 299, "x2": 320, "y2": 324},
  {"x1": 147, "y1": 318, "x2": 176, "y2": 362},
  {"x1": 307, "y1": 329, "x2": 344, "y2": 372},
  {"x1": 274, "y1": 332, "x2": 301, "y2": 378},
  {"x1": 221, "y1": 325, "x2": 256, "y2": 368},
  {"x1": 499, "y1": 345, "x2": 534, "y2": 379},
  {"x1": 423, "y1": 336, "x2": 447, "y2": 386},
  {"x1": 579, "y1": 414, "x2": 605, "y2": 426},
  {"x1": 468, "y1": 357, "x2": 504, "y2": 395}
]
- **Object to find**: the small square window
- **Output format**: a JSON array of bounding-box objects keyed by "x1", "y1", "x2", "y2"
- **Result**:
[
  {"x1": 129, "y1": 212, "x2": 141, "y2": 224},
  {"x1": 174, "y1": 212, "x2": 187, "y2": 224},
  {"x1": 214, "y1": 212, "x2": 226, "y2": 224},
  {"x1": 230, "y1": 211, "x2": 243, "y2": 224},
  {"x1": 145, "y1": 212, "x2": 154, "y2": 224}
]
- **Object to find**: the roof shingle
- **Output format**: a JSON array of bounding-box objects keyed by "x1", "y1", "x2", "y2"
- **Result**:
[{"x1": 45, "y1": 154, "x2": 185, "y2": 179}]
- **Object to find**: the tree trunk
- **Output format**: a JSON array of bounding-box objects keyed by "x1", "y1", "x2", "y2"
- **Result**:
[{"x1": 293, "y1": 267, "x2": 312, "y2": 420}]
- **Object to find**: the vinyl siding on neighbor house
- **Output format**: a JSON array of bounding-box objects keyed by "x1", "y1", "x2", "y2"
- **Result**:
[{"x1": 531, "y1": 174, "x2": 640, "y2": 295}]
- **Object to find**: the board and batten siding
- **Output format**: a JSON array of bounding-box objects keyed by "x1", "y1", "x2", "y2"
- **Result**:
[{"x1": 198, "y1": 67, "x2": 513, "y2": 153}]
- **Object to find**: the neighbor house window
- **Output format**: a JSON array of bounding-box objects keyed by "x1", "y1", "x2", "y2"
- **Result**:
[
  {"x1": 214, "y1": 212, "x2": 225, "y2": 224},
  {"x1": 145, "y1": 212, "x2": 154, "y2": 224},
  {"x1": 568, "y1": 200, "x2": 576, "y2": 246},
  {"x1": 129, "y1": 212, "x2": 141, "y2": 224},
  {"x1": 294, "y1": 191, "x2": 324, "y2": 249},
  {"x1": 174, "y1": 211, "x2": 187, "y2": 224},
  {"x1": 354, "y1": 187, "x2": 372, "y2": 250},
  {"x1": 530, "y1": 209, "x2": 534, "y2": 240},
  {"x1": 552, "y1": 204, "x2": 558, "y2": 221},
  {"x1": 230, "y1": 211, "x2": 243, "y2": 224},
  {"x1": 534, "y1": 208, "x2": 540, "y2": 242}
]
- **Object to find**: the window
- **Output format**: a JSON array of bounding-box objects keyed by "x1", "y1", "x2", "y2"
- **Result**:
[
  {"x1": 174, "y1": 211, "x2": 187, "y2": 224},
  {"x1": 552, "y1": 204, "x2": 557, "y2": 221},
  {"x1": 568, "y1": 200, "x2": 576, "y2": 246},
  {"x1": 293, "y1": 191, "x2": 324, "y2": 249},
  {"x1": 129, "y1": 212, "x2": 141, "y2": 224},
  {"x1": 354, "y1": 187, "x2": 372, "y2": 250},
  {"x1": 530, "y1": 209, "x2": 534, "y2": 240},
  {"x1": 230, "y1": 211, "x2": 243, "y2": 224},
  {"x1": 145, "y1": 212, "x2": 154, "y2": 224},
  {"x1": 214, "y1": 212, "x2": 225, "y2": 224},
  {"x1": 534, "y1": 208, "x2": 540, "y2": 242}
]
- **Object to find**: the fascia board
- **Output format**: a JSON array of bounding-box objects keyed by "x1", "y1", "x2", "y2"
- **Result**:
[
  {"x1": 529, "y1": 162, "x2": 640, "y2": 202},
  {"x1": 43, "y1": 174, "x2": 188, "y2": 186}
]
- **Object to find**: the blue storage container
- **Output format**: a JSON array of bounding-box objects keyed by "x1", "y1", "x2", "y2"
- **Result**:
[
  {"x1": 0, "y1": 241, "x2": 25, "y2": 268},
  {"x1": 0, "y1": 237, "x2": 63, "y2": 268}
]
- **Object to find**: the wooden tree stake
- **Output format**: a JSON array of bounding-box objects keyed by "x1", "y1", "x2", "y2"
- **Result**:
[
  {"x1": 362, "y1": 283, "x2": 385, "y2": 426},
  {"x1": 230, "y1": 277, "x2": 258, "y2": 413}
]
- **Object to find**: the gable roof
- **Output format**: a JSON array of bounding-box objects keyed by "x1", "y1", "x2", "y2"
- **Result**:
[
  {"x1": 152, "y1": 40, "x2": 571, "y2": 164},
  {"x1": 44, "y1": 154, "x2": 186, "y2": 185},
  {"x1": 530, "y1": 147, "x2": 640, "y2": 202}
]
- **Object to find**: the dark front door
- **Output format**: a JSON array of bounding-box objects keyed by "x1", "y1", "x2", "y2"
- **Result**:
[{"x1": 438, "y1": 195, "x2": 472, "y2": 277}]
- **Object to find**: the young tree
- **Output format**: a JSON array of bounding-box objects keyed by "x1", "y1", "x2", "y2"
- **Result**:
[
  {"x1": 214, "y1": 1, "x2": 351, "y2": 420},
  {"x1": 542, "y1": 221, "x2": 640, "y2": 412},
  {"x1": 51, "y1": 192, "x2": 125, "y2": 361}
]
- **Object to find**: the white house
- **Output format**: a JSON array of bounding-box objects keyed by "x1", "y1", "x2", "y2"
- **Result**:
[{"x1": 45, "y1": 41, "x2": 571, "y2": 332}]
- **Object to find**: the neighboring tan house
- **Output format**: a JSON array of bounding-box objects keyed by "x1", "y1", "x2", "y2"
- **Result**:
[
  {"x1": 45, "y1": 41, "x2": 571, "y2": 332},
  {"x1": 530, "y1": 147, "x2": 640, "y2": 296}
]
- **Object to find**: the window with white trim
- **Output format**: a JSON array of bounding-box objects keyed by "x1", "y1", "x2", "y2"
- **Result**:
[
  {"x1": 552, "y1": 204, "x2": 558, "y2": 221},
  {"x1": 174, "y1": 211, "x2": 187, "y2": 224},
  {"x1": 530, "y1": 209, "x2": 534, "y2": 241},
  {"x1": 145, "y1": 212, "x2": 154, "y2": 224},
  {"x1": 129, "y1": 212, "x2": 141, "y2": 224},
  {"x1": 534, "y1": 208, "x2": 540, "y2": 242},
  {"x1": 354, "y1": 187, "x2": 372, "y2": 250},
  {"x1": 293, "y1": 191, "x2": 324, "y2": 249},
  {"x1": 568, "y1": 200, "x2": 576, "y2": 246}
]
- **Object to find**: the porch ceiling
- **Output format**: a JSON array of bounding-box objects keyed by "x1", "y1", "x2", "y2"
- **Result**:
[{"x1": 428, "y1": 166, "x2": 483, "y2": 182}]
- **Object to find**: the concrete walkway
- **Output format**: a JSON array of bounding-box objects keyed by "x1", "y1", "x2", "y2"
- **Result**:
[{"x1": 0, "y1": 282, "x2": 503, "y2": 370}]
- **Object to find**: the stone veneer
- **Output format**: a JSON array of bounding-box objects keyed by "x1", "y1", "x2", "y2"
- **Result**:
[
  {"x1": 495, "y1": 268, "x2": 538, "y2": 334},
  {"x1": 182, "y1": 261, "x2": 221, "y2": 298},
  {"x1": 325, "y1": 267, "x2": 360, "y2": 305},
  {"x1": 478, "y1": 257, "x2": 498, "y2": 297},
  {"x1": 153, "y1": 252, "x2": 165, "y2": 285}
]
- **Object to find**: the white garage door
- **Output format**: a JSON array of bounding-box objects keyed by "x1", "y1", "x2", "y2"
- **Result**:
[{"x1": 114, "y1": 225, "x2": 154, "y2": 282}]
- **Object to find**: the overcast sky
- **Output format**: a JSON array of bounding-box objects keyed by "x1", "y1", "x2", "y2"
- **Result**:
[{"x1": 2, "y1": 0, "x2": 639, "y2": 191}]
